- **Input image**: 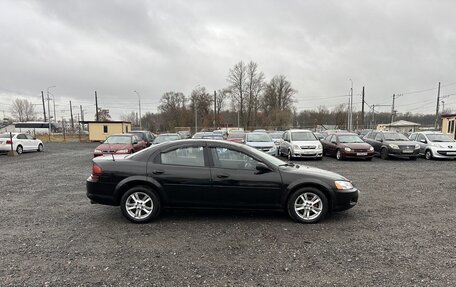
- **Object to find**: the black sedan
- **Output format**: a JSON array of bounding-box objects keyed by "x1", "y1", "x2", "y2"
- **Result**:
[
  {"x1": 363, "y1": 131, "x2": 420, "y2": 160},
  {"x1": 87, "y1": 140, "x2": 359, "y2": 223}
]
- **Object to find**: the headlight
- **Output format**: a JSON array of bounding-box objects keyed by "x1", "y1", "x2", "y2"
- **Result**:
[
  {"x1": 317, "y1": 144, "x2": 322, "y2": 149},
  {"x1": 369, "y1": 146, "x2": 374, "y2": 151},
  {"x1": 116, "y1": 149, "x2": 130, "y2": 153},
  {"x1": 335, "y1": 181, "x2": 354, "y2": 190},
  {"x1": 415, "y1": 144, "x2": 420, "y2": 149},
  {"x1": 269, "y1": 146, "x2": 277, "y2": 151},
  {"x1": 94, "y1": 149, "x2": 102, "y2": 153},
  {"x1": 293, "y1": 145, "x2": 300, "y2": 149},
  {"x1": 389, "y1": 144, "x2": 399, "y2": 149},
  {"x1": 344, "y1": 147, "x2": 352, "y2": 152}
]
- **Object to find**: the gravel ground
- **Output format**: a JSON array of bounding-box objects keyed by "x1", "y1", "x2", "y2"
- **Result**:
[{"x1": 1, "y1": 142, "x2": 455, "y2": 286}]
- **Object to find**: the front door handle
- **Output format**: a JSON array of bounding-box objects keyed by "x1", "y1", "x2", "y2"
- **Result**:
[
  {"x1": 216, "y1": 174, "x2": 229, "y2": 178},
  {"x1": 152, "y1": 170, "x2": 164, "y2": 175}
]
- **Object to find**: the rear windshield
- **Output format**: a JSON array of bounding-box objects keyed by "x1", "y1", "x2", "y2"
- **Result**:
[
  {"x1": 427, "y1": 134, "x2": 454, "y2": 142},
  {"x1": 104, "y1": 136, "x2": 132, "y2": 144},
  {"x1": 247, "y1": 133, "x2": 272, "y2": 142},
  {"x1": 228, "y1": 133, "x2": 245, "y2": 139},
  {"x1": 130, "y1": 132, "x2": 145, "y2": 140},
  {"x1": 153, "y1": 135, "x2": 180, "y2": 144},
  {"x1": 291, "y1": 132, "x2": 317, "y2": 141},
  {"x1": 338, "y1": 135, "x2": 364, "y2": 143}
]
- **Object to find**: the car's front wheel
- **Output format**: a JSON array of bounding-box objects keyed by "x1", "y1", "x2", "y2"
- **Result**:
[
  {"x1": 287, "y1": 188, "x2": 328, "y2": 223},
  {"x1": 16, "y1": 145, "x2": 23, "y2": 155},
  {"x1": 425, "y1": 149, "x2": 433, "y2": 160},
  {"x1": 120, "y1": 186, "x2": 160, "y2": 223},
  {"x1": 336, "y1": 149, "x2": 343, "y2": 160},
  {"x1": 37, "y1": 143, "x2": 44, "y2": 152},
  {"x1": 380, "y1": 148, "x2": 389, "y2": 160},
  {"x1": 287, "y1": 149, "x2": 293, "y2": 161}
]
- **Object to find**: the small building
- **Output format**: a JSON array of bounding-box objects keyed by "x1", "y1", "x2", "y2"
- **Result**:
[
  {"x1": 441, "y1": 114, "x2": 456, "y2": 139},
  {"x1": 377, "y1": 120, "x2": 421, "y2": 134},
  {"x1": 80, "y1": 121, "x2": 132, "y2": 142}
]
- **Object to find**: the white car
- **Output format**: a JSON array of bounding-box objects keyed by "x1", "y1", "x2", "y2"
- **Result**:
[
  {"x1": 0, "y1": 133, "x2": 44, "y2": 154},
  {"x1": 409, "y1": 131, "x2": 456, "y2": 160},
  {"x1": 279, "y1": 129, "x2": 323, "y2": 160}
]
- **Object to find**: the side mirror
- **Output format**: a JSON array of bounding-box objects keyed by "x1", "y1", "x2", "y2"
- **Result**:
[
  {"x1": 379, "y1": 139, "x2": 383, "y2": 142},
  {"x1": 420, "y1": 139, "x2": 427, "y2": 143},
  {"x1": 255, "y1": 162, "x2": 271, "y2": 174},
  {"x1": 33, "y1": 137, "x2": 37, "y2": 140},
  {"x1": 133, "y1": 141, "x2": 138, "y2": 145}
]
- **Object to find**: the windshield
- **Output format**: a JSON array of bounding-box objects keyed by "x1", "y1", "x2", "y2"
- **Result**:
[
  {"x1": 291, "y1": 132, "x2": 317, "y2": 141},
  {"x1": 338, "y1": 135, "x2": 364, "y2": 143},
  {"x1": 228, "y1": 133, "x2": 245, "y2": 139},
  {"x1": 153, "y1": 134, "x2": 180, "y2": 144},
  {"x1": 104, "y1": 136, "x2": 132, "y2": 144},
  {"x1": 269, "y1": 132, "x2": 284, "y2": 139},
  {"x1": 247, "y1": 133, "x2": 272, "y2": 142},
  {"x1": 243, "y1": 144, "x2": 286, "y2": 166},
  {"x1": 384, "y1": 133, "x2": 408, "y2": 141},
  {"x1": 427, "y1": 134, "x2": 454, "y2": 142}
]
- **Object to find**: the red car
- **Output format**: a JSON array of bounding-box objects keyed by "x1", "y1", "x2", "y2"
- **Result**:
[
  {"x1": 226, "y1": 131, "x2": 246, "y2": 143},
  {"x1": 321, "y1": 133, "x2": 375, "y2": 160},
  {"x1": 94, "y1": 134, "x2": 147, "y2": 157}
]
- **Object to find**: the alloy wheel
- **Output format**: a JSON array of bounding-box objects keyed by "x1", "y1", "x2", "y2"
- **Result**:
[
  {"x1": 125, "y1": 192, "x2": 154, "y2": 220},
  {"x1": 336, "y1": 150, "x2": 342, "y2": 160},
  {"x1": 425, "y1": 150, "x2": 432, "y2": 160},
  {"x1": 16, "y1": 145, "x2": 23, "y2": 154},
  {"x1": 294, "y1": 192, "x2": 323, "y2": 221}
]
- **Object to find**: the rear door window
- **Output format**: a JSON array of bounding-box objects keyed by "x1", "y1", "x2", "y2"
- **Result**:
[{"x1": 160, "y1": 146, "x2": 205, "y2": 167}]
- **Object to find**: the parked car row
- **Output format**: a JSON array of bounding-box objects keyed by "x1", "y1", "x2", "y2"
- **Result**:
[{"x1": 0, "y1": 132, "x2": 44, "y2": 154}]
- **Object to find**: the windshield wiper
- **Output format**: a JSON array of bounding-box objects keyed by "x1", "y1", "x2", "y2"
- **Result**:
[{"x1": 279, "y1": 162, "x2": 295, "y2": 167}]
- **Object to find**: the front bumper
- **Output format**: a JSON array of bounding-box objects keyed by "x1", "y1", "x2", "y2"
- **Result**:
[
  {"x1": 387, "y1": 148, "x2": 420, "y2": 158},
  {"x1": 430, "y1": 147, "x2": 456, "y2": 159},
  {"x1": 342, "y1": 150, "x2": 375, "y2": 158},
  {"x1": 292, "y1": 149, "x2": 323, "y2": 158},
  {"x1": 332, "y1": 188, "x2": 359, "y2": 211}
]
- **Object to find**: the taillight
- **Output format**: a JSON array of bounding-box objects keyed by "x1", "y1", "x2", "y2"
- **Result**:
[
  {"x1": 91, "y1": 163, "x2": 102, "y2": 181},
  {"x1": 6, "y1": 140, "x2": 12, "y2": 145}
]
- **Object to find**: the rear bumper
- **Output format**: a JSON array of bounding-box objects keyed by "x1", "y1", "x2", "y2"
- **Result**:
[
  {"x1": 332, "y1": 188, "x2": 359, "y2": 211},
  {"x1": 86, "y1": 178, "x2": 118, "y2": 206}
]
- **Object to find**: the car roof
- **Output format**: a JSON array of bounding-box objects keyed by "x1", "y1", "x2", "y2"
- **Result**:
[
  {"x1": 109, "y1": 134, "x2": 133, "y2": 136},
  {"x1": 419, "y1": 131, "x2": 443, "y2": 134},
  {"x1": 157, "y1": 133, "x2": 179, "y2": 136},
  {"x1": 288, "y1": 129, "x2": 313, "y2": 132},
  {"x1": 333, "y1": 133, "x2": 358, "y2": 136}
]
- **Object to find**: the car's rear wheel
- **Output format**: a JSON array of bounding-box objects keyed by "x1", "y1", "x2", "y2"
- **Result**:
[
  {"x1": 336, "y1": 149, "x2": 343, "y2": 160},
  {"x1": 425, "y1": 150, "x2": 433, "y2": 160},
  {"x1": 287, "y1": 188, "x2": 328, "y2": 223},
  {"x1": 16, "y1": 145, "x2": 23, "y2": 155},
  {"x1": 380, "y1": 148, "x2": 389, "y2": 160},
  {"x1": 37, "y1": 143, "x2": 43, "y2": 152},
  {"x1": 120, "y1": 186, "x2": 160, "y2": 223}
]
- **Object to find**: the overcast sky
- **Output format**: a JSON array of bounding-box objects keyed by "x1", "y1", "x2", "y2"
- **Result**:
[{"x1": 1, "y1": 0, "x2": 456, "y2": 121}]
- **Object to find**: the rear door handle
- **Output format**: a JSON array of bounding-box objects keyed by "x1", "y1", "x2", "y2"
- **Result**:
[
  {"x1": 152, "y1": 170, "x2": 164, "y2": 175},
  {"x1": 216, "y1": 174, "x2": 229, "y2": 178}
]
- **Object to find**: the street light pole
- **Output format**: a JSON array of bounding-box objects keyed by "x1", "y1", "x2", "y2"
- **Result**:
[
  {"x1": 133, "y1": 91, "x2": 142, "y2": 129},
  {"x1": 349, "y1": 79, "x2": 353, "y2": 131},
  {"x1": 46, "y1": 85, "x2": 56, "y2": 137}
]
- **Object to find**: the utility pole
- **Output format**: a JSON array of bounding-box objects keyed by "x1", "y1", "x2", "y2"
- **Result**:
[
  {"x1": 80, "y1": 105, "x2": 84, "y2": 122},
  {"x1": 349, "y1": 79, "x2": 353, "y2": 131},
  {"x1": 41, "y1": 91, "x2": 46, "y2": 122},
  {"x1": 70, "y1": 101, "x2": 74, "y2": 130},
  {"x1": 95, "y1": 91, "x2": 99, "y2": 122},
  {"x1": 434, "y1": 82, "x2": 441, "y2": 130},
  {"x1": 53, "y1": 97, "x2": 56, "y2": 123},
  {"x1": 441, "y1": 100, "x2": 445, "y2": 114},
  {"x1": 46, "y1": 86, "x2": 56, "y2": 138},
  {"x1": 372, "y1": 105, "x2": 375, "y2": 128},
  {"x1": 347, "y1": 96, "x2": 351, "y2": 130},
  {"x1": 133, "y1": 91, "x2": 142, "y2": 129},
  {"x1": 391, "y1": 94, "x2": 396, "y2": 124},
  {"x1": 213, "y1": 90, "x2": 217, "y2": 129},
  {"x1": 361, "y1": 86, "x2": 365, "y2": 129}
]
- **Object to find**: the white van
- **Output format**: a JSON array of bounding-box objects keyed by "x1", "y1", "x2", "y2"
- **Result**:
[{"x1": 279, "y1": 129, "x2": 323, "y2": 160}]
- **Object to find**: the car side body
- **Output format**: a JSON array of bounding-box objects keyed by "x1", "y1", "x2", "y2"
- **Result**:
[
  {"x1": 87, "y1": 140, "x2": 358, "y2": 223},
  {"x1": 0, "y1": 132, "x2": 44, "y2": 154}
]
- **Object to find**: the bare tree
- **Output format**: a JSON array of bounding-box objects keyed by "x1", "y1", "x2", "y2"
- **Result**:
[
  {"x1": 95, "y1": 108, "x2": 111, "y2": 121},
  {"x1": 246, "y1": 61, "x2": 265, "y2": 128},
  {"x1": 120, "y1": 112, "x2": 137, "y2": 125},
  {"x1": 190, "y1": 86, "x2": 213, "y2": 128},
  {"x1": 10, "y1": 98, "x2": 36, "y2": 121},
  {"x1": 227, "y1": 61, "x2": 248, "y2": 127},
  {"x1": 262, "y1": 75, "x2": 296, "y2": 113},
  {"x1": 158, "y1": 91, "x2": 188, "y2": 131}
]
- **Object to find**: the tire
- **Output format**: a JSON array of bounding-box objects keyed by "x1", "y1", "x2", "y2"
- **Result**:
[
  {"x1": 425, "y1": 150, "x2": 433, "y2": 160},
  {"x1": 120, "y1": 186, "x2": 160, "y2": 223},
  {"x1": 16, "y1": 145, "x2": 23, "y2": 155},
  {"x1": 37, "y1": 143, "x2": 44, "y2": 152},
  {"x1": 287, "y1": 187, "x2": 328, "y2": 224},
  {"x1": 380, "y1": 148, "x2": 389, "y2": 160},
  {"x1": 336, "y1": 149, "x2": 343, "y2": 160},
  {"x1": 287, "y1": 149, "x2": 293, "y2": 161}
]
